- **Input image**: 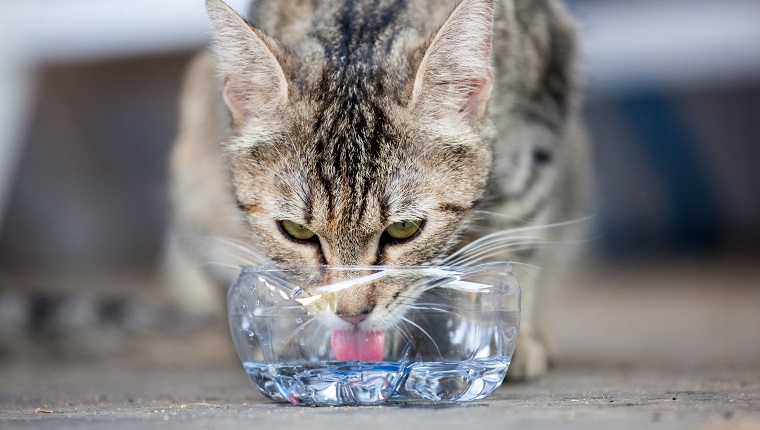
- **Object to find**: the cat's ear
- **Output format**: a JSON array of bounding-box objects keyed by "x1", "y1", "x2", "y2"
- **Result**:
[
  {"x1": 411, "y1": 0, "x2": 494, "y2": 124},
  {"x1": 205, "y1": 0, "x2": 288, "y2": 126}
]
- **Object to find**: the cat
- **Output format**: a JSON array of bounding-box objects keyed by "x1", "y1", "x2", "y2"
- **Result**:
[{"x1": 167, "y1": 0, "x2": 590, "y2": 380}]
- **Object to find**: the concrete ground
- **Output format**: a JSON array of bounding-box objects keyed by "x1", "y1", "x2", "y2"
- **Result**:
[{"x1": 1, "y1": 257, "x2": 759, "y2": 429}]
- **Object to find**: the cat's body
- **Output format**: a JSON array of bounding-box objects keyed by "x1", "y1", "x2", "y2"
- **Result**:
[{"x1": 168, "y1": 0, "x2": 589, "y2": 379}]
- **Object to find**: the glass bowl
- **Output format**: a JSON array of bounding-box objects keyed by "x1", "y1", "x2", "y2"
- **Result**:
[{"x1": 227, "y1": 263, "x2": 520, "y2": 406}]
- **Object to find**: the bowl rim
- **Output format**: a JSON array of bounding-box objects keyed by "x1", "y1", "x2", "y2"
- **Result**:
[{"x1": 237, "y1": 261, "x2": 512, "y2": 274}]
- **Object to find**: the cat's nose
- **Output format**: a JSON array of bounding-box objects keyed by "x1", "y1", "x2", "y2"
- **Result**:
[
  {"x1": 338, "y1": 314, "x2": 368, "y2": 324},
  {"x1": 337, "y1": 309, "x2": 372, "y2": 325}
]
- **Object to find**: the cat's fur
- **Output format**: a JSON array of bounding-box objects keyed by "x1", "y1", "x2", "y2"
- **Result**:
[{"x1": 168, "y1": 0, "x2": 589, "y2": 379}]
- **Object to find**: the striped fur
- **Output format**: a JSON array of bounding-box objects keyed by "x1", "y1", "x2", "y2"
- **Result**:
[{"x1": 168, "y1": 0, "x2": 590, "y2": 379}]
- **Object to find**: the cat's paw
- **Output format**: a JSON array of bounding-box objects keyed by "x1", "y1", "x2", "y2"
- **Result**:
[{"x1": 505, "y1": 332, "x2": 549, "y2": 381}]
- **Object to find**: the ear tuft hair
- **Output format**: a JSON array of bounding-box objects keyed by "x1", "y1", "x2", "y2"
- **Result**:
[
  {"x1": 205, "y1": 0, "x2": 289, "y2": 126},
  {"x1": 411, "y1": 0, "x2": 495, "y2": 124}
]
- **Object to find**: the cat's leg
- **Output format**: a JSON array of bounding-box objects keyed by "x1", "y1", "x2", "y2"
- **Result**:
[
  {"x1": 164, "y1": 51, "x2": 248, "y2": 316},
  {"x1": 508, "y1": 333, "x2": 549, "y2": 380},
  {"x1": 506, "y1": 272, "x2": 550, "y2": 380}
]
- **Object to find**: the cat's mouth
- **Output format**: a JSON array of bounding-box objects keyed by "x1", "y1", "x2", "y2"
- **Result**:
[
  {"x1": 331, "y1": 328, "x2": 385, "y2": 362},
  {"x1": 329, "y1": 314, "x2": 387, "y2": 362}
]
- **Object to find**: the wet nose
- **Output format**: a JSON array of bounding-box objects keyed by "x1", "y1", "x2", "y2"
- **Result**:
[
  {"x1": 337, "y1": 313, "x2": 369, "y2": 324},
  {"x1": 336, "y1": 305, "x2": 374, "y2": 325}
]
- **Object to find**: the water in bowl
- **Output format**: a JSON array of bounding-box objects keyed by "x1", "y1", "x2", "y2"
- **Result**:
[
  {"x1": 243, "y1": 361, "x2": 403, "y2": 405},
  {"x1": 243, "y1": 358, "x2": 511, "y2": 405}
]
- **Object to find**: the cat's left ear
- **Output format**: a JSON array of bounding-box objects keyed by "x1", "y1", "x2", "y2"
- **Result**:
[
  {"x1": 411, "y1": 0, "x2": 494, "y2": 124},
  {"x1": 206, "y1": 0, "x2": 289, "y2": 127}
]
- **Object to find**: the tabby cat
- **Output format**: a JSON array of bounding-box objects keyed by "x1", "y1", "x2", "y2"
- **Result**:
[{"x1": 167, "y1": 0, "x2": 590, "y2": 379}]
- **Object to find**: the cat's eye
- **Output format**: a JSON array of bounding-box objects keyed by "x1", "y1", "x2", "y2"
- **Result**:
[
  {"x1": 385, "y1": 220, "x2": 423, "y2": 241},
  {"x1": 280, "y1": 220, "x2": 316, "y2": 241}
]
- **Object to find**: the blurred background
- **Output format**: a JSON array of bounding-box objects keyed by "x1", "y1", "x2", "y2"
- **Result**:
[{"x1": 0, "y1": 0, "x2": 758, "y2": 365}]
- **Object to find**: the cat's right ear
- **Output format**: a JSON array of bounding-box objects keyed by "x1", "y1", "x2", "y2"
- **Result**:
[{"x1": 205, "y1": 0, "x2": 288, "y2": 127}]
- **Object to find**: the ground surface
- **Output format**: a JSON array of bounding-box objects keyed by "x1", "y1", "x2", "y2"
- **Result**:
[
  {"x1": 1, "y1": 359, "x2": 759, "y2": 430},
  {"x1": 1, "y1": 258, "x2": 759, "y2": 429}
]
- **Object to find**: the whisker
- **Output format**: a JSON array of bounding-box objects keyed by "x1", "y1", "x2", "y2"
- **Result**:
[
  {"x1": 510, "y1": 263, "x2": 542, "y2": 286},
  {"x1": 506, "y1": 261, "x2": 544, "y2": 272},
  {"x1": 485, "y1": 214, "x2": 595, "y2": 229},
  {"x1": 452, "y1": 249, "x2": 541, "y2": 266},
  {"x1": 276, "y1": 317, "x2": 318, "y2": 358},
  {"x1": 406, "y1": 305, "x2": 481, "y2": 328},
  {"x1": 444, "y1": 234, "x2": 547, "y2": 262},
  {"x1": 446, "y1": 236, "x2": 591, "y2": 266},
  {"x1": 207, "y1": 250, "x2": 255, "y2": 267},
  {"x1": 445, "y1": 239, "x2": 549, "y2": 263},
  {"x1": 470, "y1": 210, "x2": 536, "y2": 225},
  {"x1": 389, "y1": 324, "x2": 413, "y2": 346},
  {"x1": 405, "y1": 304, "x2": 459, "y2": 314},
  {"x1": 205, "y1": 236, "x2": 268, "y2": 264},
  {"x1": 448, "y1": 215, "x2": 595, "y2": 261},
  {"x1": 404, "y1": 305, "x2": 470, "y2": 321},
  {"x1": 267, "y1": 304, "x2": 306, "y2": 313},
  {"x1": 399, "y1": 316, "x2": 442, "y2": 357},
  {"x1": 449, "y1": 237, "x2": 549, "y2": 261},
  {"x1": 445, "y1": 240, "x2": 551, "y2": 265},
  {"x1": 398, "y1": 301, "x2": 459, "y2": 311},
  {"x1": 200, "y1": 261, "x2": 243, "y2": 271}
]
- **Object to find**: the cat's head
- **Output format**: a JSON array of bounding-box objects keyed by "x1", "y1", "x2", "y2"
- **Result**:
[{"x1": 206, "y1": 0, "x2": 495, "y2": 321}]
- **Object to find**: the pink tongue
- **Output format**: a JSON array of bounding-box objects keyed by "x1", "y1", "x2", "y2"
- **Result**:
[{"x1": 331, "y1": 329, "x2": 385, "y2": 362}]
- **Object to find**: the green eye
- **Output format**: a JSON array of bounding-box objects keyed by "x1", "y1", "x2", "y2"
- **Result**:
[
  {"x1": 386, "y1": 220, "x2": 422, "y2": 241},
  {"x1": 280, "y1": 220, "x2": 316, "y2": 241}
]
